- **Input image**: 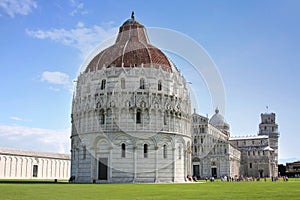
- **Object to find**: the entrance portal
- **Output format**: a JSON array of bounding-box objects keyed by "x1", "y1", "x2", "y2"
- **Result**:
[
  {"x1": 259, "y1": 170, "x2": 264, "y2": 178},
  {"x1": 211, "y1": 168, "x2": 217, "y2": 178},
  {"x1": 193, "y1": 165, "x2": 200, "y2": 178},
  {"x1": 98, "y1": 158, "x2": 108, "y2": 180}
]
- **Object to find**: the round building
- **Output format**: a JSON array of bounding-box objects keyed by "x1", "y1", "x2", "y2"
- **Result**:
[{"x1": 70, "y1": 13, "x2": 192, "y2": 183}]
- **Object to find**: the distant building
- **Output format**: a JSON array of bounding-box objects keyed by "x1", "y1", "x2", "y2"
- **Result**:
[
  {"x1": 191, "y1": 109, "x2": 240, "y2": 179},
  {"x1": 286, "y1": 161, "x2": 300, "y2": 173},
  {"x1": 0, "y1": 148, "x2": 70, "y2": 179},
  {"x1": 192, "y1": 110, "x2": 279, "y2": 178}
]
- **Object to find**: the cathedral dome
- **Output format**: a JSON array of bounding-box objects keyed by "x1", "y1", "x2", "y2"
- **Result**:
[
  {"x1": 209, "y1": 108, "x2": 226, "y2": 126},
  {"x1": 85, "y1": 12, "x2": 173, "y2": 73},
  {"x1": 209, "y1": 108, "x2": 230, "y2": 135}
]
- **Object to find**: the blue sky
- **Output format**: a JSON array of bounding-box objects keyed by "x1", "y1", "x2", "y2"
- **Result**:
[{"x1": 0, "y1": 0, "x2": 299, "y2": 163}]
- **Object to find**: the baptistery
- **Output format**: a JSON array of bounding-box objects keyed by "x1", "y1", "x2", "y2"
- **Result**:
[{"x1": 70, "y1": 13, "x2": 191, "y2": 183}]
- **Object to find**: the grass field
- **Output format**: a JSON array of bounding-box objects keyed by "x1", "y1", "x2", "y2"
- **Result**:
[{"x1": 0, "y1": 179, "x2": 300, "y2": 200}]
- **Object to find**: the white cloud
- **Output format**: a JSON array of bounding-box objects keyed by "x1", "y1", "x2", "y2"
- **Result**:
[
  {"x1": 48, "y1": 86, "x2": 60, "y2": 92},
  {"x1": 0, "y1": 124, "x2": 70, "y2": 153},
  {"x1": 41, "y1": 71, "x2": 70, "y2": 85},
  {"x1": 41, "y1": 71, "x2": 73, "y2": 92},
  {"x1": 0, "y1": 0, "x2": 37, "y2": 18},
  {"x1": 10, "y1": 116, "x2": 23, "y2": 121},
  {"x1": 10, "y1": 116, "x2": 32, "y2": 122},
  {"x1": 69, "y1": 0, "x2": 88, "y2": 16},
  {"x1": 26, "y1": 23, "x2": 118, "y2": 59}
]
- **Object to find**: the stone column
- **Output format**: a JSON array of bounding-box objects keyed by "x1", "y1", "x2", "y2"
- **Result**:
[
  {"x1": 133, "y1": 145, "x2": 137, "y2": 182},
  {"x1": 108, "y1": 146, "x2": 113, "y2": 182},
  {"x1": 184, "y1": 150, "x2": 187, "y2": 181},
  {"x1": 155, "y1": 146, "x2": 158, "y2": 182},
  {"x1": 172, "y1": 147, "x2": 176, "y2": 182},
  {"x1": 90, "y1": 147, "x2": 97, "y2": 182}
]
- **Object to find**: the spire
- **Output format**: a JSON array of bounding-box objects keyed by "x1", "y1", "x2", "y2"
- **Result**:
[{"x1": 215, "y1": 107, "x2": 219, "y2": 114}]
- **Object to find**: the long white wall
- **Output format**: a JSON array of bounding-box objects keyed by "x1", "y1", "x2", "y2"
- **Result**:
[{"x1": 0, "y1": 154, "x2": 70, "y2": 179}]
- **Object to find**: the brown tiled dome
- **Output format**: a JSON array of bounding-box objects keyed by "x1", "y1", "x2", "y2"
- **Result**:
[{"x1": 85, "y1": 13, "x2": 173, "y2": 73}]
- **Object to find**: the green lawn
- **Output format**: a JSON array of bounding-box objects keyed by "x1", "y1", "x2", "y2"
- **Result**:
[{"x1": 0, "y1": 179, "x2": 300, "y2": 200}]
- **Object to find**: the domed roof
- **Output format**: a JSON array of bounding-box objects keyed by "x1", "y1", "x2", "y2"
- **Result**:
[
  {"x1": 85, "y1": 12, "x2": 173, "y2": 73},
  {"x1": 209, "y1": 108, "x2": 229, "y2": 128}
]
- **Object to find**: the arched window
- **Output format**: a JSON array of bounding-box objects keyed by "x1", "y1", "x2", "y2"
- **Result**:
[
  {"x1": 158, "y1": 80, "x2": 162, "y2": 91},
  {"x1": 136, "y1": 110, "x2": 142, "y2": 124},
  {"x1": 163, "y1": 145, "x2": 167, "y2": 159},
  {"x1": 144, "y1": 144, "x2": 148, "y2": 158},
  {"x1": 101, "y1": 79, "x2": 106, "y2": 90},
  {"x1": 121, "y1": 78, "x2": 125, "y2": 89},
  {"x1": 121, "y1": 143, "x2": 126, "y2": 158},
  {"x1": 140, "y1": 78, "x2": 145, "y2": 89},
  {"x1": 100, "y1": 112, "x2": 105, "y2": 124}
]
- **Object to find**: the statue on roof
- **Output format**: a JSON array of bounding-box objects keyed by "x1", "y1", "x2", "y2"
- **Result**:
[{"x1": 131, "y1": 11, "x2": 135, "y2": 20}]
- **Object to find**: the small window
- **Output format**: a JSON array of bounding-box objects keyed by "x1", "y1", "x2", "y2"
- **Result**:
[
  {"x1": 144, "y1": 144, "x2": 148, "y2": 158},
  {"x1": 258, "y1": 151, "x2": 260, "y2": 156},
  {"x1": 249, "y1": 163, "x2": 252, "y2": 168},
  {"x1": 140, "y1": 78, "x2": 145, "y2": 89},
  {"x1": 101, "y1": 79, "x2": 106, "y2": 90},
  {"x1": 136, "y1": 110, "x2": 142, "y2": 124},
  {"x1": 158, "y1": 80, "x2": 162, "y2": 91},
  {"x1": 201, "y1": 138, "x2": 203, "y2": 144},
  {"x1": 121, "y1": 143, "x2": 126, "y2": 158},
  {"x1": 248, "y1": 151, "x2": 250, "y2": 156},
  {"x1": 263, "y1": 151, "x2": 265, "y2": 155},
  {"x1": 194, "y1": 138, "x2": 197, "y2": 144},
  {"x1": 224, "y1": 148, "x2": 227, "y2": 154},
  {"x1": 121, "y1": 78, "x2": 125, "y2": 89},
  {"x1": 163, "y1": 145, "x2": 167, "y2": 159},
  {"x1": 252, "y1": 141, "x2": 254, "y2": 145},
  {"x1": 33, "y1": 165, "x2": 38, "y2": 177},
  {"x1": 194, "y1": 146, "x2": 197, "y2": 153},
  {"x1": 163, "y1": 114, "x2": 167, "y2": 125},
  {"x1": 253, "y1": 151, "x2": 255, "y2": 156}
]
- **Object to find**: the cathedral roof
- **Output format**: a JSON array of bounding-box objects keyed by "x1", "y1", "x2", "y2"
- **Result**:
[
  {"x1": 229, "y1": 135, "x2": 268, "y2": 140},
  {"x1": 0, "y1": 147, "x2": 70, "y2": 160},
  {"x1": 85, "y1": 12, "x2": 173, "y2": 73}
]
